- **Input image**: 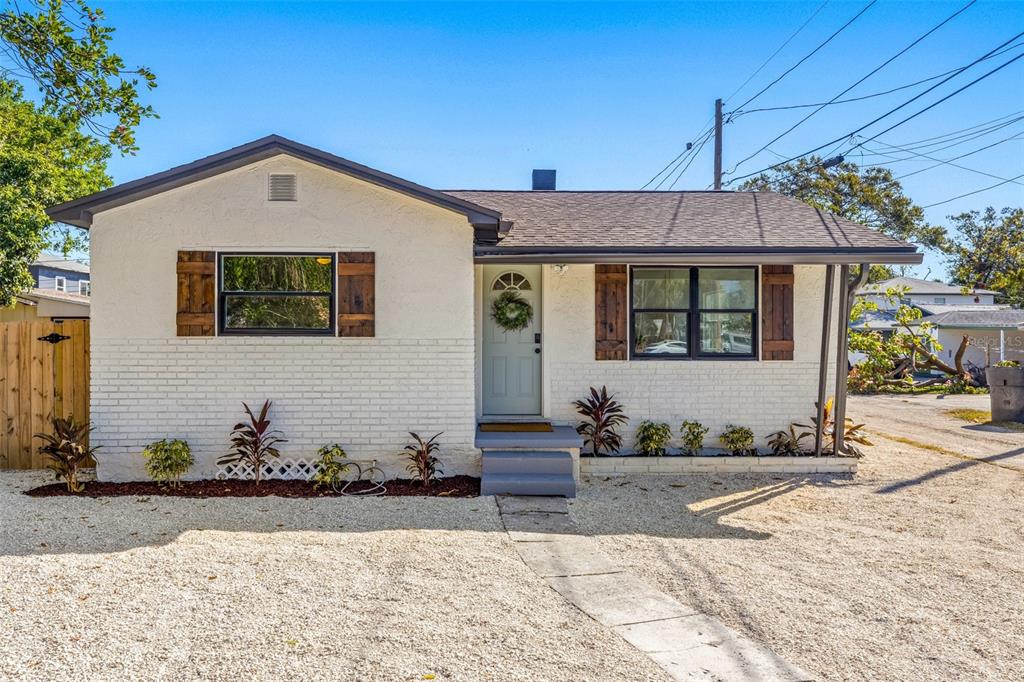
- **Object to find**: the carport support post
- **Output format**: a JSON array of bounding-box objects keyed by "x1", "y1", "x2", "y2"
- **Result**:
[
  {"x1": 833, "y1": 263, "x2": 870, "y2": 455},
  {"x1": 815, "y1": 265, "x2": 836, "y2": 456}
]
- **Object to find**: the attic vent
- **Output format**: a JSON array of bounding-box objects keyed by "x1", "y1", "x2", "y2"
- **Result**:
[{"x1": 268, "y1": 173, "x2": 297, "y2": 201}]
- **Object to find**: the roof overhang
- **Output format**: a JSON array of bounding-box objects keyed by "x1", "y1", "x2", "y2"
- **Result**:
[
  {"x1": 46, "y1": 135, "x2": 504, "y2": 244},
  {"x1": 474, "y1": 246, "x2": 923, "y2": 265}
]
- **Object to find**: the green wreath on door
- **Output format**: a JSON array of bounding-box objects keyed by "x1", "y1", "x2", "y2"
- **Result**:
[{"x1": 490, "y1": 290, "x2": 534, "y2": 332}]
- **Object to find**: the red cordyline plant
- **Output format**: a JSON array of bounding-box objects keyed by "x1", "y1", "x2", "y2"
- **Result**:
[
  {"x1": 403, "y1": 432, "x2": 443, "y2": 488},
  {"x1": 35, "y1": 416, "x2": 100, "y2": 492},
  {"x1": 573, "y1": 386, "x2": 628, "y2": 456},
  {"x1": 218, "y1": 400, "x2": 287, "y2": 485}
]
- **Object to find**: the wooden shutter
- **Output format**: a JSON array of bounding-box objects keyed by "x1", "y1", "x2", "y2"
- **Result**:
[
  {"x1": 761, "y1": 265, "x2": 794, "y2": 360},
  {"x1": 337, "y1": 252, "x2": 375, "y2": 337},
  {"x1": 595, "y1": 264, "x2": 628, "y2": 360},
  {"x1": 176, "y1": 251, "x2": 215, "y2": 336}
]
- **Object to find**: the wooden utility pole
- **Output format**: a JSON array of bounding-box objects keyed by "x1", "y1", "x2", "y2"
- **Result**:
[{"x1": 713, "y1": 98, "x2": 723, "y2": 190}]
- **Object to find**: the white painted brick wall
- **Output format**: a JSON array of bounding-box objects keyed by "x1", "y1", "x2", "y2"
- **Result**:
[
  {"x1": 91, "y1": 337, "x2": 478, "y2": 481},
  {"x1": 543, "y1": 264, "x2": 843, "y2": 453},
  {"x1": 548, "y1": 360, "x2": 829, "y2": 450}
]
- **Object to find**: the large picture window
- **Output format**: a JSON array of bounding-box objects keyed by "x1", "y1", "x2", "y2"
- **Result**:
[
  {"x1": 631, "y1": 266, "x2": 757, "y2": 359},
  {"x1": 218, "y1": 254, "x2": 335, "y2": 335}
]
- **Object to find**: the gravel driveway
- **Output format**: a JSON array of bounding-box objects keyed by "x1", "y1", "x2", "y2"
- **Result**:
[
  {"x1": 574, "y1": 431, "x2": 1024, "y2": 681},
  {"x1": 0, "y1": 471, "x2": 665, "y2": 681}
]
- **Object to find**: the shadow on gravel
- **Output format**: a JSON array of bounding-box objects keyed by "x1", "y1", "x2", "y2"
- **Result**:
[
  {"x1": 876, "y1": 445, "x2": 1024, "y2": 494},
  {"x1": 3, "y1": 472, "x2": 856, "y2": 558}
]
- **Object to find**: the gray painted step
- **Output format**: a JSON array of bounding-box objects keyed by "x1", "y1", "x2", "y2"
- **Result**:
[
  {"x1": 483, "y1": 450, "x2": 574, "y2": 476},
  {"x1": 475, "y1": 425, "x2": 583, "y2": 450},
  {"x1": 481, "y1": 473, "x2": 576, "y2": 498}
]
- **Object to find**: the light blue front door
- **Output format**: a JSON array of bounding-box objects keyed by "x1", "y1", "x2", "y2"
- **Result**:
[{"x1": 482, "y1": 265, "x2": 542, "y2": 415}]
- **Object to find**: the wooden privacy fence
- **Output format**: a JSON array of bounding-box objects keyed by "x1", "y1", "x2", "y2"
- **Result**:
[{"x1": 0, "y1": 319, "x2": 89, "y2": 470}]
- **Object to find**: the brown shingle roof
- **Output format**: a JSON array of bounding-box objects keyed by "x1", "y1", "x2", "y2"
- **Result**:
[{"x1": 443, "y1": 190, "x2": 910, "y2": 251}]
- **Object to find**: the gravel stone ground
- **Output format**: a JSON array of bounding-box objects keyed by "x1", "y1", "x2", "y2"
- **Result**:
[
  {"x1": 573, "y1": 429, "x2": 1024, "y2": 681},
  {"x1": 0, "y1": 471, "x2": 667, "y2": 682}
]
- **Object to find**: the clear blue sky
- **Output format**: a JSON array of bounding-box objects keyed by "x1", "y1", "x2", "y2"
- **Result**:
[{"x1": 98, "y1": 1, "x2": 1023, "y2": 277}]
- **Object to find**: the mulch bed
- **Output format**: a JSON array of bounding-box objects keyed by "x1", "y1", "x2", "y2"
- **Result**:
[{"x1": 25, "y1": 475, "x2": 480, "y2": 499}]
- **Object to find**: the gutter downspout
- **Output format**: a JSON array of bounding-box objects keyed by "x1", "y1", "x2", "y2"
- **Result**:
[
  {"x1": 833, "y1": 263, "x2": 870, "y2": 455},
  {"x1": 815, "y1": 265, "x2": 836, "y2": 456}
]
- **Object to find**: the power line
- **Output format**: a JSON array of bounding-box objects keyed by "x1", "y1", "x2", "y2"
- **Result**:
[
  {"x1": 667, "y1": 131, "x2": 715, "y2": 189},
  {"x1": 921, "y1": 171, "x2": 1024, "y2": 208},
  {"x1": 640, "y1": 0, "x2": 836, "y2": 189},
  {"x1": 862, "y1": 138, "x2": 1024, "y2": 185},
  {"x1": 877, "y1": 111, "x2": 1024, "y2": 150},
  {"x1": 896, "y1": 131, "x2": 1024, "y2": 180},
  {"x1": 641, "y1": 125, "x2": 714, "y2": 190},
  {"x1": 725, "y1": 31, "x2": 1024, "y2": 184},
  {"x1": 837, "y1": 51, "x2": 1024, "y2": 157},
  {"x1": 730, "y1": 40, "x2": 1022, "y2": 117},
  {"x1": 729, "y1": 0, "x2": 878, "y2": 113},
  {"x1": 725, "y1": 0, "x2": 976, "y2": 174},
  {"x1": 854, "y1": 119, "x2": 1024, "y2": 162},
  {"x1": 657, "y1": 129, "x2": 716, "y2": 190},
  {"x1": 723, "y1": 0, "x2": 832, "y2": 105}
]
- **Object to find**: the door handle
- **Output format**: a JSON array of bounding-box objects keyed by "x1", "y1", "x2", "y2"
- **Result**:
[{"x1": 534, "y1": 348, "x2": 541, "y2": 354}]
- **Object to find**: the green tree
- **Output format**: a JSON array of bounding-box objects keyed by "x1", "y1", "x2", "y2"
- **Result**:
[
  {"x1": 738, "y1": 156, "x2": 947, "y2": 255},
  {"x1": 848, "y1": 287, "x2": 975, "y2": 392},
  {"x1": 1, "y1": 0, "x2": 156, "y2": 153},
  {"x1": 0, "y1": 81, "x2": 109, "y2": 304},
  {"x1": 0, "y1": 0, "x2": 155, "y2": 304},
  {"x1": 945, "y1": 207, "x2": 1024, "y2": 308}
]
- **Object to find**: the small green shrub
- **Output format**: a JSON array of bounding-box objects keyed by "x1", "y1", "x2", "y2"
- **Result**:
[
  {"x1": 35, "y1": 416, "x2": 99, "y2": 493},
  {"x1": 311, "y1": 444, "x2": 350, "y2": 490},
  {"x1": 634, "y1": 420, "x2": 672, "y2": 456},
  {"x1": 142, "y1": 439, "x2": 193, "y2": 487},
  {"x1": 404, "y1": 432, "x2": 442, "y2": 487},
  {"x1": 993, "y1": 360, "x2": 1021, "y2": 368},
  {"x1": 679, "y1": 420, "x2": 708, "y2": 455},
  {"x1": 719, "y1": 425, "x2": 755, "y2": 456}
]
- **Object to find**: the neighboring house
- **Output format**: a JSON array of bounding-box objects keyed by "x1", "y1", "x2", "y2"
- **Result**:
[
  {"x1": 30, "y1": 253, "x2": 91, "y2": 296},
  {"x1": 46, "y1": 135, "x2": 921, "y2": 486},
  {"x1": 0, "y1": 254, "x2": 90, "y2": 322},
  {"x1": 857, "y1": 276, "x2": 997, "y2": 309},
  {"x1": 912, "y1": 309, "x2": 1024, "y2": 369},
  {"x1": 851, "y1": 276, "x2": 1019, "y2": 370}
]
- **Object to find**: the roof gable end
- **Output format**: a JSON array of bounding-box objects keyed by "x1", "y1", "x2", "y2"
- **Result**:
[{"x1": 46, "y1": 135, "x2": 503, "y2": 244}]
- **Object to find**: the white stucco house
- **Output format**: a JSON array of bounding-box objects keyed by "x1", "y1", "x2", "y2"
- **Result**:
[{"x1": 46, "y1": 136, "x2": 922, "y2": 491}]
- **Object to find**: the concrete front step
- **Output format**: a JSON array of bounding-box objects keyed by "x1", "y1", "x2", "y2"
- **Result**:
[
  {"x1": 483, "y1": 450, "x2": 574, "y2": 476},
  {"x1": 475, "y1": 424, "x2": 583, "y2": 450},
  {"x1": 480, "y1": 472, "x2": 576, "y2": 498}
]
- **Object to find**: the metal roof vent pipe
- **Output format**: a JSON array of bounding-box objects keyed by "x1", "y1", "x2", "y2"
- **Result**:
[{"x1": 532, "y1": 169, "x2": 556, "y2": 191}]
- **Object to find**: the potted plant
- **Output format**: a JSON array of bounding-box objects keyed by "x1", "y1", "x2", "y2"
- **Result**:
[{"x1": 986, "y1": 361, "x2": 1024, "y2": 422}]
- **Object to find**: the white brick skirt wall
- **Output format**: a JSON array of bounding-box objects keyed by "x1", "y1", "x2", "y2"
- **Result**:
[
  {"x1": 549, "y1": 360, "x2": 838, "y2": 454},
  {"x1": 90, "y1": 338, "x2": 478, "y2": 482},
  {"x1": 580, "y1": 455, "x2": 857, "y2": 476}
]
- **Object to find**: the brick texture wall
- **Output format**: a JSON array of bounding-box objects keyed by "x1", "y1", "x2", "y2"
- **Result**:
[{"x1": 91, "y1": 338, "x2": 477, "y2": 481}]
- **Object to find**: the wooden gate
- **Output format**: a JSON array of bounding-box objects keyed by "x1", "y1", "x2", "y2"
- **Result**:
[{"x1": 0, "y1": 319, "x2": 89, "y2": 469}]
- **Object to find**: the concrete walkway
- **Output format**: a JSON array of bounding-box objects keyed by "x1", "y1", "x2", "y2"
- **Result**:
[{"x1": 496, "y1": 496, "x2": 812, "y2": 681}]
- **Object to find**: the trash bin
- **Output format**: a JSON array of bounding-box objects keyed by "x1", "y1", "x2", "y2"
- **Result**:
[{"x1": 986, "y1": 365, "x2": 1024, "y2": 422}]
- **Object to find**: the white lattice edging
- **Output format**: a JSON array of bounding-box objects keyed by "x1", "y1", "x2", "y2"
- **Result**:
[
  {"x1": 215, "y1": 458, "x2": 320, "y2": 481},
  {"x1": 214, "y1": 458, "x2": 383, "y2": 481}
]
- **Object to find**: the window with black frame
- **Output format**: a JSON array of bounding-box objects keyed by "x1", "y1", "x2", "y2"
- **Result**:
[
  {"x1": 631, "y1": 266, "x2": 757, "y2": 359},
  {"x1": 219, "y1": 254, "x2": 335, "y2": 335}
]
